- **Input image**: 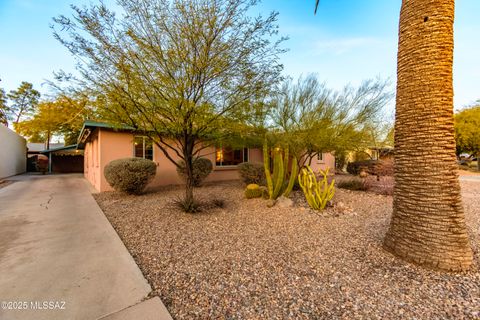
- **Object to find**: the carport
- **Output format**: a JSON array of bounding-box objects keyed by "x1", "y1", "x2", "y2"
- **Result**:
[{"x1": 40, "y1": 145, "x2": 84, "y2": 173}]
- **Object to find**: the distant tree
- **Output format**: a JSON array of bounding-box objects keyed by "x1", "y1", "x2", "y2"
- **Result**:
[
  {"x1": 0, "y1": 88, "x2": 8, "y2": 126},
  {"x1": 455, "y1": 105, "x2": 480, "y2": 170},
  {"x1": 16, "y1": 94, "x2": 95, "y2": 148},
  {"x1": 270, "y1": 75, "x2": 392, "y2": 166},
  {"x1": 53, "y1": 0, "x2": 285, "y2": 210},
  {"x1": 7, "y1": 82, "x2": 40, "y2": 124}
]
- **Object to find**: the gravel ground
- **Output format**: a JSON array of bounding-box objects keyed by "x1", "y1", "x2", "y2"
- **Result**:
[{"x1": 94, "y1": 179, "x2": 480, "y2": 320}]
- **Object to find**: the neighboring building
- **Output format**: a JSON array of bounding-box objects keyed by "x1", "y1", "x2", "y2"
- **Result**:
[
  {"x1": 77, "y1": 121, "x2": 335, "y2": 192},
  {"x1": 27, "y1": 142, "x2": 65, "y2": 172},
  {"x1": 27, "y1": 142, "x2": 65, "y2": 156},
  {"x1": 0, "y1": 124, "x2": 26, "y2": 179}
]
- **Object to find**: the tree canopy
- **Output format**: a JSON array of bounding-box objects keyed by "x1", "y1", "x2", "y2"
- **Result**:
[
  {"x1": 268, "y1": 74, "x2": 392, "y2": 166},
  {"x1": 15, "y1": 94, "x2": 95, "y2": 147},
  {"x1": 6, "y1": 81, "x2": 40, "y2": 124},
  {"x1": 53, "y1": 0, "x2": 286, "y2": 208},
  {"x1": 0, "y1": 88, "x2": 7, "y2": 126},
  {"x1": 455, "y1": 104, "x2": 480, "y2": 162}
]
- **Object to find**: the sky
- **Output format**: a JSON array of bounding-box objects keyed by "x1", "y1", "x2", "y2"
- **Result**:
[{"x1": 0, "y1": 0, "x2": 479, "y2": 110}]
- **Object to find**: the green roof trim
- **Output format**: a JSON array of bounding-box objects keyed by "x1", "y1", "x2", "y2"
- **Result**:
[
  {"x1": 76, "y1": 120, "x2": 137, "y2": 149},
  {"x1": 40, "y1": 144, "x2": 78, "y2": 154}
]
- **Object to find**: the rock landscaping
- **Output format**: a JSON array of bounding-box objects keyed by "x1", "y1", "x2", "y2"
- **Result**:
[{"x1": 94, "y1": 178, "x2": 480, "y2": 319}]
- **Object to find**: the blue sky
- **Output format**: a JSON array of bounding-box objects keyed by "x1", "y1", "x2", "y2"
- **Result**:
[{"x1": 0, "y1": 0, "x2": 479, "y2": 110}]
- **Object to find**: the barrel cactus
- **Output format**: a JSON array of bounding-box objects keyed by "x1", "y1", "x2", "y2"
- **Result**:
[{"x1": 245, "y1": 184, "x2": 262, "y2": 199}]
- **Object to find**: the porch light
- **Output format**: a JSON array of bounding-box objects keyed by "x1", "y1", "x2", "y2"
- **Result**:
[{"x1": 216, "y1": 149, "x2": 223, "y2": 162}]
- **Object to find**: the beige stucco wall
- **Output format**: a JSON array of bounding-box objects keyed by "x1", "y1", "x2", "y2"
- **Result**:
[
  {"x1": 84, "y1": 130, "x2": 101, "y2": 191},
  {"x1": 0, "y1": 125, "x2": 26, "y2": 179},
  {"x1": 308, "y1": 153, "x2": 336, "y2": 173},
  {"x1": 83, "y1": 128, "x2": 335, "y2": 192}
]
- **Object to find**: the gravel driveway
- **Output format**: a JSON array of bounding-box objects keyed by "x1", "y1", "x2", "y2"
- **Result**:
[{"x1": 95, "y1": 180, "x2": 480, "y2": 319}]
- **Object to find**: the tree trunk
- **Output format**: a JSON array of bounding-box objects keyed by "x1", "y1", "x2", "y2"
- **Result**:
[
  {"x1": 384, "y1": 0, "x2": 473, "y2": 271},
  {"x1": 46, "y1": 130, "x2": 51, "y2": 150},
  {"x1": 477, "y1": 152, "x2": 480, "y2": 171},
  {"x1": 183, "y1": 137, "x2": 196, "y2": 209}
]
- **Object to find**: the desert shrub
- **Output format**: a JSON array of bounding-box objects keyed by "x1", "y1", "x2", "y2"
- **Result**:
[
  {"x1": 104, "y1": 158, "x2": 156, "y2": 194},
  {"x1": 176, "y1": 158, "x2": 213, "y2": 187},
  {"x1": 245, "y1": 183, "x2": 262, "y2": 199},
  {"x1": 238, "y1": 162, "x2": 265, "y2": 185},
  {"x1": 337, "y1": 178, "x2": 370, "y2": 191},
  {"x1": 346, "y1": 160, "x2": 377, "y2": 175},
  {"x1": 212, "y1": 198, "x2": 226, "y2": 208},
  {"x1": 173, "y1": 196, "x2": 202, "y2": 213},
  {"x1": 347, "y1": 159, "x2": 394, "y2": 177}
]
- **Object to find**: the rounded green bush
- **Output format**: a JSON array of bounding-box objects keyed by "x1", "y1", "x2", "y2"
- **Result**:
[
  {"x1": 176, "y1": 157, "x2": 213, "y2": 187},
  {"x1": 238, "y1": 162, "x2": 265, "y2": 185},
  {"x1": 104, "y1": 158, "x2": 157, "y2": 194}
]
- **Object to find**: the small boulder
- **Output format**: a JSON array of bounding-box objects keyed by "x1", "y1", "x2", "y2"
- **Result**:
[{"x1": 276, "y1": 196, "x2": 293, "y2": 208}]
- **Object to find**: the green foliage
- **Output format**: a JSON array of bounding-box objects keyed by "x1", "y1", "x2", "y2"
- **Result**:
[
  {"x1": 173, "y1": 196, "x2": 202, "y2": 213},
  {"x1": 346, "y1": 160, "x2": 377, "y2": 175},
  {"x1": 14, "y1": 94, "x2": 95, "y2": 146},
  {"x1": 337, "y1": 178, "x2": 370, "y2": 191},
  {"x1": 298, "y1": 166, "x2": 335, "y2": 210},
  {"x1": 6, "y1": 82, "x2": 40, "y2": 124},
  {"x1": 0, "y1": 89, "x2": 7, "y2": 126},
  {"x1": 269, "y1": 75, "x2": 392, "y2": 166},
  {"x1": 238, "y1": 162, "x2": 265, "y2": 185},
  {"x1": 53, "y1": 0, "x2": 285, "y2": 204},
  {"x1": 263, "y1": 141, "x2": 298, "y2": 200},
  {"x1": 104, "y1": 158, "x2": 157, "y2": 194},
  {"x1": 245, "y1": 184, "x2": 262, "y2": 199},
  {"x1": 176, "y1": 158, "x2": 213, "y2": 187},
  {"x1": 455, "y1": 105, "x2": 480, "y2": 160}
]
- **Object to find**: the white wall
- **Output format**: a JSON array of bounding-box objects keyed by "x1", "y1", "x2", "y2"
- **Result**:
[{"x1": 0, "y1": 124, "x2": 26, "y2": 179}]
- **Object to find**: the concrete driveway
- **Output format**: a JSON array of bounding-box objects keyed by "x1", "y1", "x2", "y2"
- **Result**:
[{"x1": 0, "y1": 174, "x2": 171, "y2": 320}]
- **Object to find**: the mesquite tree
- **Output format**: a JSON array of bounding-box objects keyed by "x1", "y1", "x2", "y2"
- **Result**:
[
  {"x1": 53, "y1": 0, "x2": 285, "y2": 210},
  {"x1": 270, "y1": 75, "x2": 391, "y2": 167}
]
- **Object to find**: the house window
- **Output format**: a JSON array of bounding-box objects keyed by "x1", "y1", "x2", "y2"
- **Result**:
[
  {"x1": 134, "y1": 136, "x2": 153, "y2": 160},
  {"x1": 317, "y1": 152, "x2": 324, "y2": 162},
  {"x1": 216, "y1": 146, "x2": 248, "y2": 166}
]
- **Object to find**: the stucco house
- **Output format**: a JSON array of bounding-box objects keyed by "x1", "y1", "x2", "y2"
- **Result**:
[{"x1": 76, "y1": 121, "x2": 335, "y2": 192}]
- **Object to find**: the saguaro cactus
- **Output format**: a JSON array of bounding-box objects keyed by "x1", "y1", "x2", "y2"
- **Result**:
[{"x1": 263, "y1": 141, "x2": 298, "y2": 200}]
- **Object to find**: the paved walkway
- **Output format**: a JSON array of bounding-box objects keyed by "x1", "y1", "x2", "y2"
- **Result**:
[{"x1": 0, "y1": 174, "x2": 172, "y2": 320}]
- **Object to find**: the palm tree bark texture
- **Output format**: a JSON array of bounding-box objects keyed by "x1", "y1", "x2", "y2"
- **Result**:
[{"x1": 383, "y1": 0, "x2": 473, "y2": 271}]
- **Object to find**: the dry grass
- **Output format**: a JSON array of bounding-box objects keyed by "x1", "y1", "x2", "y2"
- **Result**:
[{"x1": 94, "y1": 180, "x2": 480, "y2": 319}]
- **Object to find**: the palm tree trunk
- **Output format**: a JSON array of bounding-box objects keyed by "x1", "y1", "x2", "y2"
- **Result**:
[{"x1": 384, "y1": 0, "x2": 473, "y2": 271}]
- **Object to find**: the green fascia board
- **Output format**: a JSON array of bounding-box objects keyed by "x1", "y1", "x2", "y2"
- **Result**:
[
  {"x1": 40, "y1": 144, "x2": 78, "y2": 154},
  {"x1": 76, "y1": 121, "x2": 136, "y2": 149}
]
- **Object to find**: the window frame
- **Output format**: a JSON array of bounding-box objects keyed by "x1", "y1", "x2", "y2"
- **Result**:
[
  {"x1": 215, "y1": 146, "x2": 249, "y2": 167},
  {"x1": 133, "y1": 136, "x2": 154, "y2": 160},
  {"x1": 317, "y1": 152, "x2": 325, "y2": 163}
]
